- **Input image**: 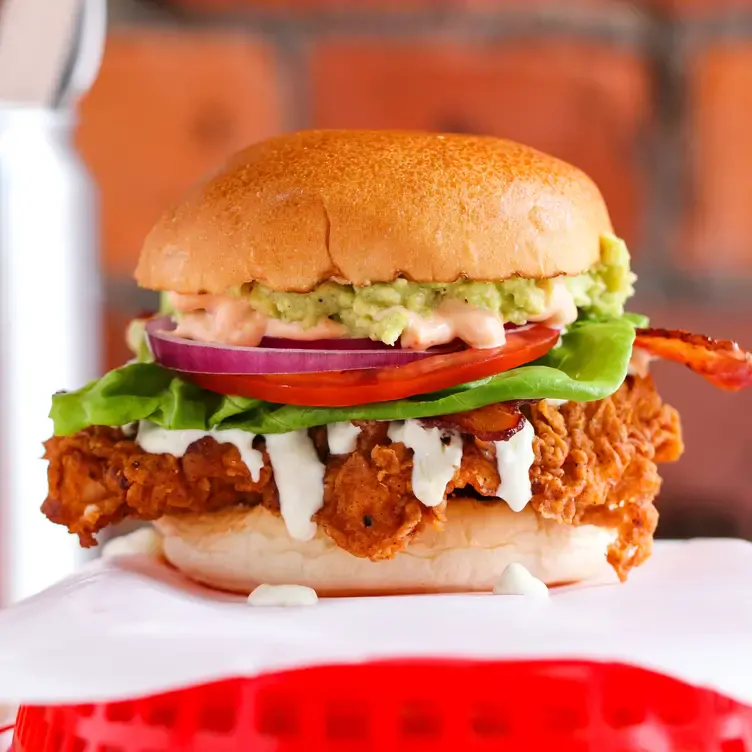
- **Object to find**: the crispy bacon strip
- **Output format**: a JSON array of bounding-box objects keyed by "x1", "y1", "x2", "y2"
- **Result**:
[
  {"x1": 421, "y1": 401, "x2": 527, "y2": 441},
  {"x1": 635, "y1": 328, "x2": 752, "y2": 391}
]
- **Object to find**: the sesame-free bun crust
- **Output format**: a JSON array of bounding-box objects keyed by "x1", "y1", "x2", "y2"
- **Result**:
[
  {"x1": 136, "y1": 130, "x2": 613, "y2": 294},
  {"x1": 154, "y1": 501, "x2": 615, "y2": 596}
]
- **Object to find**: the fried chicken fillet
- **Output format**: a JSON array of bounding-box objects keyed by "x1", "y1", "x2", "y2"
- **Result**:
[{"x1": 43, "y1": 375, "x2": 682, "y2": 581}]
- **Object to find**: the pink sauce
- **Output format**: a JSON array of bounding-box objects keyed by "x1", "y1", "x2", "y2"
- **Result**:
[
  {"x1": 170, "y1": 293, "x2": 346, "y2": 347},
  {"x1": 169, "y1": 282, "x2": 579, "y2": 350},
  {"x1": 400, "y1": 299, "x2": 507, "y2": 350},
  {"x1": 528, "y1": 280, "x2": 579, "y2": 329}
]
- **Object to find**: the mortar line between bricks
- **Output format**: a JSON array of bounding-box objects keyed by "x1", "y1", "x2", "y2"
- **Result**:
[
  {"x1": 634, "y1": 9, "x2": 684, "y2": 301},
  {"x1": 273, "y1": 27, "x2": 311, "y2": 133},
  {"x1": 114, "y1": 1, "x2": 752, "y2": 37},
  {"x1": 111, "y1": 3, "x2": 752, "y2": 47},
  {"x1": 677, "y1": 13, "x2": 752, "y2": 41},
  {"x1": 112, "y1": 6, "x2": 650, "y2": 46}
]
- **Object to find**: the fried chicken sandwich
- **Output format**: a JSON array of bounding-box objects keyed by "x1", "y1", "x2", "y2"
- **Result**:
[{"x1": 43, "y1": 131, "x2": 752, "y2": 594}]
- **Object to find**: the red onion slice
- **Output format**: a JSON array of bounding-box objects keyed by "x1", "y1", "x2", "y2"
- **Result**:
[
  {"x1": 260, "y1": 336, "x2": 391, "y2": 351},
  {"x1": 145, "y1": 317, "x2": 462, "y2": 374}
]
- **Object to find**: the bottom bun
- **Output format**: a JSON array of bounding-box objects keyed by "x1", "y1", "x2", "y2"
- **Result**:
[{"x1": 155, "y1": 501, "x2": 616, "y2": 596}]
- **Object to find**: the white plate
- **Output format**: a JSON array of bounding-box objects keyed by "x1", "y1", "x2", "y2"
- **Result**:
[{"x1": 0, "y1": 539, "x2": 750, "y2": 706}]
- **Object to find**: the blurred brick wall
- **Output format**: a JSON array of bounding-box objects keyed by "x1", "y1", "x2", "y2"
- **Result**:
[{"x1": 77, "y1": 0, "x2": 752, "y2": 538}]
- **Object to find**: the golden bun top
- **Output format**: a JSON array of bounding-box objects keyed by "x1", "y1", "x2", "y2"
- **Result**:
[{"x1": 136, "y1": 130, "x2": 613, "y2": 293}]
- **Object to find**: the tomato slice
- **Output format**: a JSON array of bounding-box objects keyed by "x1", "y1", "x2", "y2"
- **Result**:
[{"x1": 183, "y1": 325, "x2": 559, "y2": 407}]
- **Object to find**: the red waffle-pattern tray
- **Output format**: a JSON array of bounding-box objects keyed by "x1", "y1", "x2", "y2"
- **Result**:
[{"x1": 11, "y1": 660, "x2": 752, "y2": 751}]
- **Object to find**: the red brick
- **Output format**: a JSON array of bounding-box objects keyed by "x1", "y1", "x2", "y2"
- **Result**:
[
  {"x1": 76, "y1": 31, "x2": 282, "y2": 278},
  {"x1": 311, "y1": 40, "x2": 650, "y2": 249},
  {"x1": 678, "y1": 42, "x2": 752, "y2": 273}
]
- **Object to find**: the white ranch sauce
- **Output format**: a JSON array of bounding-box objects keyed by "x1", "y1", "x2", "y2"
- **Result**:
[
  {"x1": 136, "y1": 423, "x2": 325, "y2": 543},
  {"x1": 493, "y1": 563, "x2": 549, "y2": 598},
  {"x1": 247, "y1": 583, "x2": 319, "y2": 607},
  {"x1": 494, "y1": 418, "x2": 536, "y2": 512},
  {"x1": 101, "y1": 527, "x2": 163, "y2": 559},
  {"x1": 387, "y1": 420, "x2": 463, "y2": 508},
  {"x1": 264, "y1": 430, "x2": 325, "y2": 541},
  {"x1": 132, "y1": 412, "x2": 538, "y2": 543},
  {"x1": 136, "y1": 422, "x2": 264, "y2": 482},
  {"x1": 327, "y1": 422, "x2": 361, "y2": 454}
]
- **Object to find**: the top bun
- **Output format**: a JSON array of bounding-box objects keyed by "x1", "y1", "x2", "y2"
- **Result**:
[{"x1": 136, "y1": 130, "x2": 613, "y2": 294}]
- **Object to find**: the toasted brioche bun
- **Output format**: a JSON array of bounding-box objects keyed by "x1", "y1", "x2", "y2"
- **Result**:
[
  {"x1": 154, "y1": 501, "x2": 615, "y2": 596},
  {"x1": 136, "y1": 130, "x2": 613, "y2": 294}
]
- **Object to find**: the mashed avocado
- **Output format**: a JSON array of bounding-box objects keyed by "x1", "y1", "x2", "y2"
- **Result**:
[
  {"x1": 563, "y1": 234, "x2": 635, "y2": 319},
  {"x1": 131, "y1": 233, "x2": 634, "y2": 358},
  {"x1": 242, "y1": 234, "x2": 635, "y2": 344}
]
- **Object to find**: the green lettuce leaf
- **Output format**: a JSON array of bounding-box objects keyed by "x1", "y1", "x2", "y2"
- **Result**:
[{"x1": 51, "y1": 317, "x2": 640, "y2": 436}]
